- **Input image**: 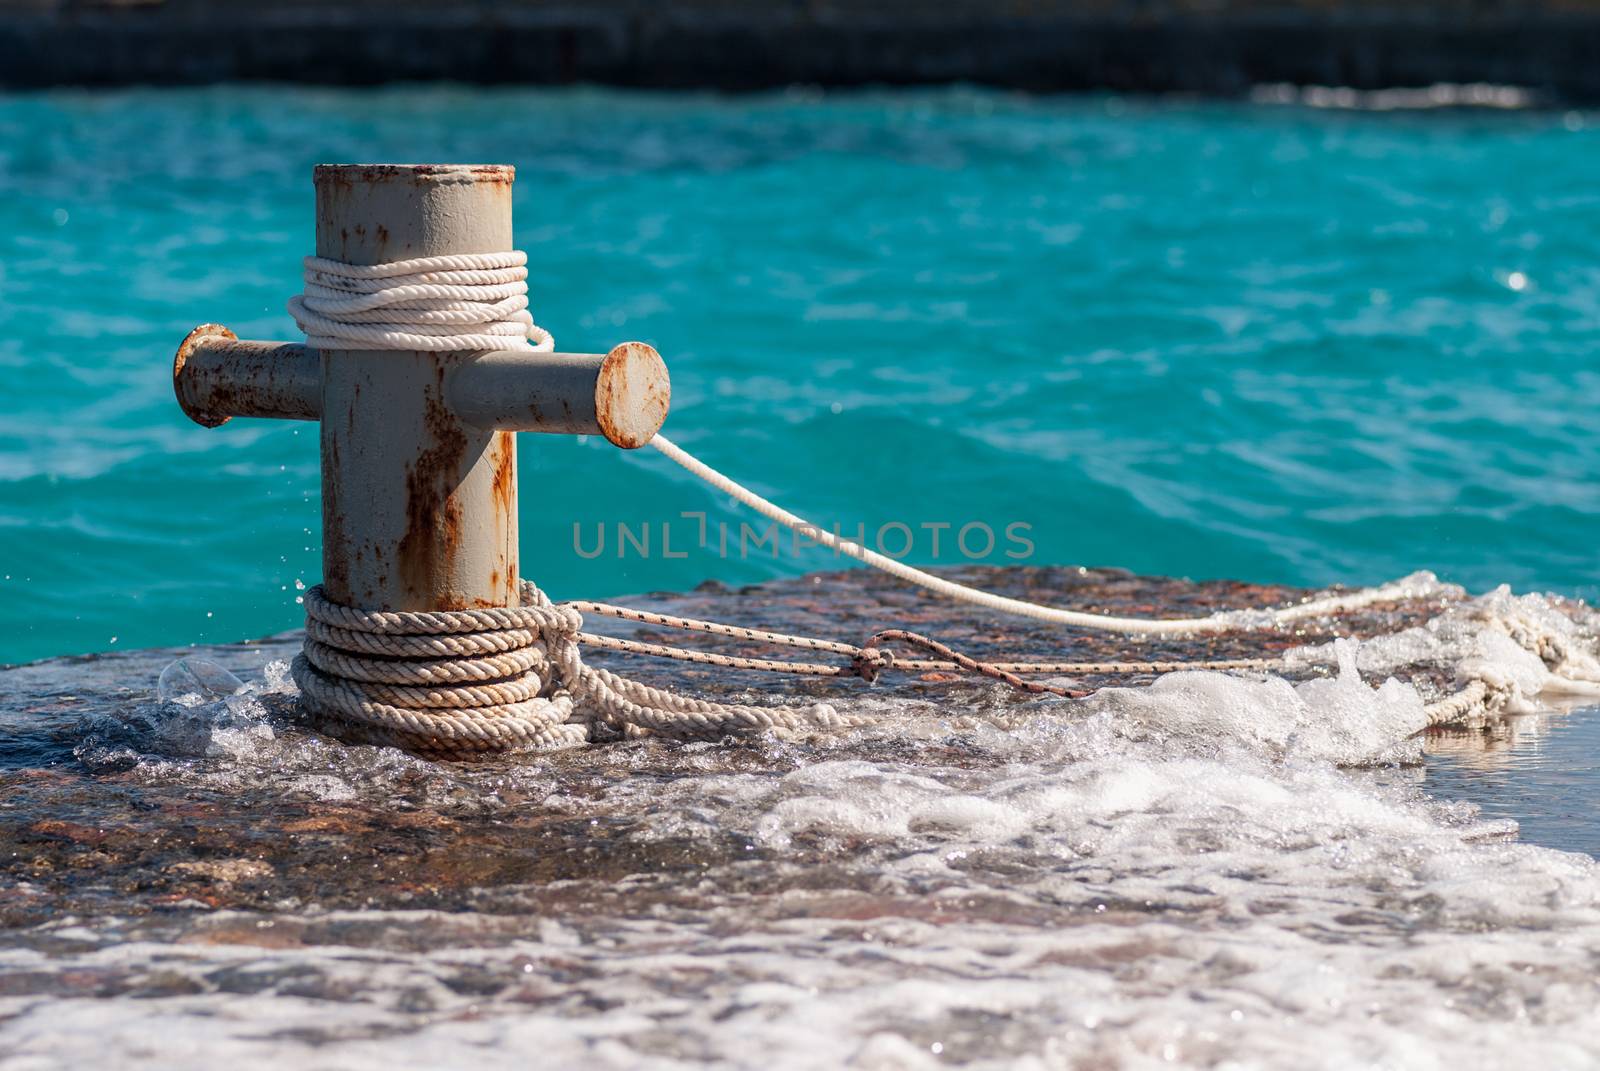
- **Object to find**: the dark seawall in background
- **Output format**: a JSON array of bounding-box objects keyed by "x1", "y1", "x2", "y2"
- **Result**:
[{"x1": 2, "y1": 0, "x2": 1599, "y2": 100}]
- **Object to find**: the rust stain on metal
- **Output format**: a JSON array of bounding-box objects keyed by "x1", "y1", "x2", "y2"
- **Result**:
[
  {"x1": 489, "y1": 438, "x2": 516, "y2": 518},
  {"x1": 174, "y1": 335, "x2": 322, "y2": 426},
  {"x1": 489, "y1": 431, "x2": 517, "y2": 605},
  {"x1": 314, "y1": 164, "x2": 514, "y2": 187},
  {"x1": 314, "y1": 165, "x2": 356, "y2": 193},
  {"x1": 395, "y1": 374, "x2": 470, "y2": 608},
  {"x1": 172, "y1": 323, "x2": 238, "y2": 428},
  {"x1": 595, "y1": 341, "x2": 671, "y2": 449},
  {"x1": 321, "y1": 432, "x2": 351, "y2": 603}
]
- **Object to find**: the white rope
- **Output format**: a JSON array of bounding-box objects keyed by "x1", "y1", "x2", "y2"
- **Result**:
[
  {"x1": 293, "y1": 580, "x2": 858, "y2": 755},
  {"x1": 277, "y1": 248, "x2": 1567, "y2": 757},
  {"x1": 647, "y1": 434, "x2": 1451, "y2": 636},
  {"x1": 288, "y1": 251, "x2": 554, "y2": 353}
]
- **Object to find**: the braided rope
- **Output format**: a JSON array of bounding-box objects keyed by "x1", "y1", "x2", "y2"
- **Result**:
[
  {"x1": 1424, "y1": 679, "x2": 1497, "y2": 726},
  {"x1": 294, "y1": 580, "x2": 851, "y2": 755},
  {"x1": 295, "y1": 562, "x2": 1590, "y2": 752},
  {"x1": 572, "y1": 601, "x2": 1279, "y2": 676},
  {"x1": 301, "y1": 638, "x2": 547, "y2": 685},
  {"x1": 288, "y1": 251, "x2": 554, "y2": 353},
  {"x1": 305, "y1": 617, "x2": 541, "y2": 657},
  {"x1": 294, "y1": 574, "x2": 1594, "y2": 753},
  {"x1": 577, "y1": 632, "x2": 854, "y2": 677},
  {"x1": 570, "y1": 593, "x2": 1600, "y2": 736},
  {"x1": 578, "y1": 664, "x2": 865, "y2": 736},
  {"x1": 571, "y1": 601, "x2": 859, "y2": 656},
  {"x1": 856, "y1": 629, "x2": 1084, "y2": 697}
]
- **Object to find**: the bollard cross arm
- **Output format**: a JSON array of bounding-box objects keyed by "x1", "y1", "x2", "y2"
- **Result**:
[{"x1": 173, "y1": 324, "x2": 670, "y2": 448}]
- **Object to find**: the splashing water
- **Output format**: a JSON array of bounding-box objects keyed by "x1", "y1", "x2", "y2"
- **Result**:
[
  {"x1": 2, "y1": 570, "x2": 1598, "y2": 1067},
  {"x1": 155, "y1": 659, "x2": 245, "y2": 705}
]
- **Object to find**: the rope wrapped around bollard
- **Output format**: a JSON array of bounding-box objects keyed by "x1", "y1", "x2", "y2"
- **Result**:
[{"x1": 291, "y1": 581, "x2": 861, "y2": 756}]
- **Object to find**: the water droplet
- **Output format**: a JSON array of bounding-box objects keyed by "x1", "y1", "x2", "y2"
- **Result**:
[{"x1": 158, "y1": 659, "x2": 244, "y2": 705}]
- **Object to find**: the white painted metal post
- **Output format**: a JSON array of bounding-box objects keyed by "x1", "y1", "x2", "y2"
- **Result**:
[{"x1": 172, "y1": 163, "x2": 670, "y2": 619}]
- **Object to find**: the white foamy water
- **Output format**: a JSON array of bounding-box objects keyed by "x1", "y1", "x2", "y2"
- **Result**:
[{"x1": 4, "y1": 590, "x2": 1600, "y2": 1068}]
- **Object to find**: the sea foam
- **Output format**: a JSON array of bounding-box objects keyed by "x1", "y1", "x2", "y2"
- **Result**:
[{"x1": 8, "y1": 589, "x2": 1600, "y2": 1068}]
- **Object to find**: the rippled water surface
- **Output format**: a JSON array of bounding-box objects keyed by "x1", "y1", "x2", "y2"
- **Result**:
[{"x1": 3, "y1": 87, "x2": 1600, "y2": 662}]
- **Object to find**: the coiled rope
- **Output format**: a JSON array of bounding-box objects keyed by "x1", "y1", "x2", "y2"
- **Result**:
[
  {"x1": 290, "y1": 581, "x2": 860, "y2": 757},
  {"x1": 283, "y1": 250, "x2": 1590, "y2": 755},
  {"x1": 288, "y1": 252, "x2": 554, "y2": 353}
]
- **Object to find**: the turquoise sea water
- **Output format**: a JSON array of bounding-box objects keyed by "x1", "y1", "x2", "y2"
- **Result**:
[{"x1": 2, "y1": 87, "x2": 1598, "y2": 664}]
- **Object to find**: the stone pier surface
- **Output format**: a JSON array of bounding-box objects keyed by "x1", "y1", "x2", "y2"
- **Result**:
[
  {"x1": 0, "y1": 564, "x2": 1458, "y2": 925},
  {"x1": 8, "y1": 566, "x2": 1600, "y2": 1068},
  {"x1": 2, "y1": 0, "x2": 1599, "y2": 101}
]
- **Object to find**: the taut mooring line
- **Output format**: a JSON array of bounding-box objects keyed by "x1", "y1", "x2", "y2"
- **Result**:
[{"x1": 647, "y1": 433, "x2": 1452, "y2": 636}]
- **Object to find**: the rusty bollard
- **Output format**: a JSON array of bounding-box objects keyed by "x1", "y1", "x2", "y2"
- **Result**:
[{"x1": 173, "y1": 163, "x2": 670, "y2": 616}]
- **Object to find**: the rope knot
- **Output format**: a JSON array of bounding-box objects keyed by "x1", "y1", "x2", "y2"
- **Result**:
[{"x1": 852, "y1": 646, "x2": 895, "y2": 683}]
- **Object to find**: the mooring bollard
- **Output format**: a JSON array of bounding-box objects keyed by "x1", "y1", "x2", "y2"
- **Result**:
[
  {"x1": 173, "y1": 163, "x2": 851, "y2": 755},
  {"x1": 173, "y1": 164, "x2": 670, "y2": 616}
]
